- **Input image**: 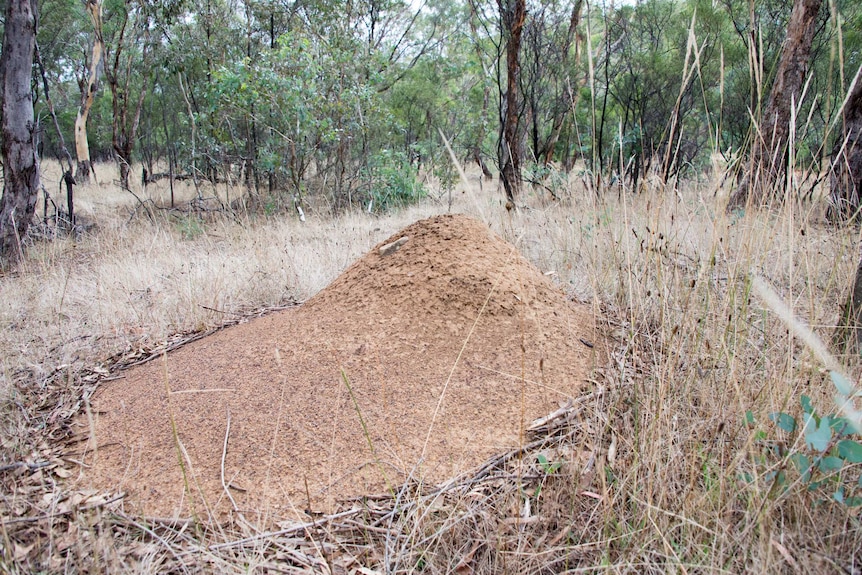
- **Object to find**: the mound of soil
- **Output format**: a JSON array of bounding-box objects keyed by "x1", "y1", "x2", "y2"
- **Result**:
[{"x1": 78, "y1": 214, "x2": 599, "y2": 520}]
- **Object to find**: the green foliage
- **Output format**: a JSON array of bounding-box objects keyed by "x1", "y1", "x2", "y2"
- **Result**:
[
  {"x1": 174, "y1": 216, "x2": 204, "y2": 240},
  {"x1": 536, "y1": 453, "x2": 562, "y2": 475},
  {"x1": 523, "y1": 162, "x2": 570, "y2": 199},
  {"x1": 362, "y1": 150, "x2": 426, "y2": 213},
  {"x1": 748, "y1": 394, "x2": 862, "y2": 508}
]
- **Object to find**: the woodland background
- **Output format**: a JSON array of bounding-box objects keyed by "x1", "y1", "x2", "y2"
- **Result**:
[{"x1": 24, "y1": 0, "x2": 861, "y2": 216}]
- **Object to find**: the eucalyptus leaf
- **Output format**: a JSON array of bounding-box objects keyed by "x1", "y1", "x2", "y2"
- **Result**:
[
  {"x1": 833, "y1": 488, "x2": 845, "y2": 504},
  {"x1": 804, "y1": 413, "x2": 832, "y2": 452},
  {"x1": 837, "y1": 440, "x2": 862, "y2": 463},
  {"x1": 818, "y1": 456, "x2": 844, "y2": 473},
  {"x1": 790, "y1": 453, "x2": 810, "y2": 474},
  {"x1": 830, "y1": 371, "x2": 855, "y2": 396},
  {"x1": 769, "y1": 412, "x2": 796, "y2": 433},
  {"x1": 800, "y1": 395, "x2": 814, "y2": 415}
]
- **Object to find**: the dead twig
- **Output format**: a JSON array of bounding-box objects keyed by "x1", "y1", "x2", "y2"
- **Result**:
[
  {"x1": 0, "y1": 460, "x2": 52, "y2": 474},
  {"x1": 1, "y1": 492, "x2": 125, "y2": 526}
]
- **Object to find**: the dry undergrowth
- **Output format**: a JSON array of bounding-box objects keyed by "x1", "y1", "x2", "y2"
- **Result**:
[{"x1": 1, "y1": 161, "x2": 861, "y2": 573}]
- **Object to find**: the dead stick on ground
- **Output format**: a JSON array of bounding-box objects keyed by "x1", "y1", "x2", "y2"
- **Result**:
[
  {"x1": 0, "y1": 461, "x2": 52, "y2": 474},
  {"x1": 1, "y1": 493, "x2": 126, "y2": 526},
  {"x1": 116, "y1": 512, "x2": 192, "y2": 575},
  {"x1": 207, "y1": 508, "x2": 362, "y2": 552},
  {"x1": 221, "y1": 408, "x2": 239, "y2": 513}
]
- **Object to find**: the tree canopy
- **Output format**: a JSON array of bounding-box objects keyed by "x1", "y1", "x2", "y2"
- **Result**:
[{"x1": 7, "y1": 0, "x2": 860, "y2": 212}]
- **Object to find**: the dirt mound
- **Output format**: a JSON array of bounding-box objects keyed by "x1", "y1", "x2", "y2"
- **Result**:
[{"x1": 78, "y1": 214, "x2": 599, "y2": 520}]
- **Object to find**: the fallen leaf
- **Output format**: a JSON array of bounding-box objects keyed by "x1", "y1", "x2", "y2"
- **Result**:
[
  {"x1": 455, "y1": 542, "x2": 482, "y2": 573},
  {"x1": 770, "y1": 538, "x2": 799, "y2": 570},
  {"x1": 14, "y1": 542, "x2": 34, "y2": 561},
  {"x1": 54, "y1": 467, "x2": 72, "y2": 479}
]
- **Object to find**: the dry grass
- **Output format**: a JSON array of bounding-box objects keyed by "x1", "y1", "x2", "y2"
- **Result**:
[{"x1": 1, "y1": 159, "x2": 861, "y2": 573}]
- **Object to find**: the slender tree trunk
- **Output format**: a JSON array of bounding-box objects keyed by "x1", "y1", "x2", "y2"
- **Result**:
[
  {"x1": 835, "y1": 251, "x2": 862, "y2": 355},
  {"x1": 35, "y1": 42, "x2": 75, "y2": 224},
  {"x1": 827, "y1": 65, "x2": 862, "y2": 223},
  {"x1": 726, "y1": 0, "x2": 823, "y2": 211},
  {"x1": 105, "y1": 8, "x2": 151, "y2": 191},
  {"x1": 0, "y1": 0, "x2": 40, "y2": 265},
  {"x1": 540, "y1": 0, "x2": 583, "y2": 166},
  {"x1": 497, "y1": 0, "x2": 527, "y2": 203},
  {"x1": 244, "y1": 0, "x2": 259, "y2": 196},
  {"x1": 469, "y1": 5, "x2": 493, "y2": 180},
  {"x1": 831, "y1": 68, "x2": 862, "y2": 354},
  {"x1": 75, "y1": 0, "x2": 104, "y2": 183}
]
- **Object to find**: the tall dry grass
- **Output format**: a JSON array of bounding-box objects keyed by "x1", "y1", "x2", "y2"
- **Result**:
[{"x1": 1, "y1": 157, "x2": 861, "y2": 572}]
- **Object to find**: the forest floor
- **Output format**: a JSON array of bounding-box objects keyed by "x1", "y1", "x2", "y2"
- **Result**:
[{"x1": 1, "y1": 161, "x2": 861, "y2": 573}]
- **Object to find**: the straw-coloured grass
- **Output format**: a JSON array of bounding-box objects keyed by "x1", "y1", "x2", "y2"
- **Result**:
[{"x1": 1, "y1": 159, "x2": 860, "y2": 573}]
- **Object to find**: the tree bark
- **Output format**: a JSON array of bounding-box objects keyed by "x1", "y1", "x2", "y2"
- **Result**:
[
  {"x1": 105, "y1": 4, "x2": 151, "y2": 191},
  {"x1": 0, "y1": 0, "x2": 40, "y2": 266},
  {"x1": 834, "y1": 248, "x2": 862, "y2": 355},
  {"x1": 831, "y1": 67, "x2": 862, "y2": 354},
  {"x1": 497, "y1": 0, "x2": 527, "y2": 203},
  {"x1": 726, "y1": 0, "x2": 822, "y2": 212},
  {"x1": 75, "y1": 0, "x2": 104, "y2": 183},
  {"x1": 539, "y1": 0, "x2": 583, "y2": 166},
  {"x1": 827, "y1": 65, "x2": 862, "y2": 223}
]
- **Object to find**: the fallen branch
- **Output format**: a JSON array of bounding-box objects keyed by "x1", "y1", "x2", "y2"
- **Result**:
[
  {"x1": 1, "y1": 492, "x2": 125, "y2": 526},
  {"x1": 0, "y1": 460, "x2": 52, "y2": 474}
]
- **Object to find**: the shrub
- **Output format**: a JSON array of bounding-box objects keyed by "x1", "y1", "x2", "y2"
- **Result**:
[{"x1": 362, "y1": 149, "x2": 426, "y2": 213}]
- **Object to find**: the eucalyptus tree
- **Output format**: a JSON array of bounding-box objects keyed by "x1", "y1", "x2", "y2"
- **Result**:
[
  {"x1": 833, "y1": 67, "x2": 862, "y2": 352},
  {"x1": 829, "y1": 69, "x2": 862, "y2": 225},
  {"x1": 0, "y1": 0, "x2": 40, "y2": 265},
  {"x1": 102, "y1": 0, "x2": 185, "y2": 190},
  {"x1": 74, "y1": 0, "x2": 105, "y2": 182},
  {"x1": 521, "y1": 0, "x2": 583, "y2": 168},
  {"x1": 497, "y1": 0, "x2": 527, "y2": 202},
  {"x1": 726, "y1": 0, "x2": 825, "y2": 210},
  {"x1": 32, "y1": 0, "x2": 94, "y2": 161}
]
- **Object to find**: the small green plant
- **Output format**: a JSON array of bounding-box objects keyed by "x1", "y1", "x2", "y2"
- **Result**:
[
  {"x1": 523, "y1": 162, "x2": 569, "y2": 200},
  {"x1": 176, "y1": 216, "x2": 204, "y2": 240},
  {"x1": 537, "y1": 453, "x2": 562, "y2": 475},
  {"x1": 528, "y1": 453, "x2": 563, "y2": 500},
  {"x1": 746, "y1": 394, "x2": 862, "y2": 507}
]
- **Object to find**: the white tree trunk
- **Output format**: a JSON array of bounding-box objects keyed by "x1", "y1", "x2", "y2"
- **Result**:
[{"x1": 75, "y1": 0, "x2": 104, "y2": 183}]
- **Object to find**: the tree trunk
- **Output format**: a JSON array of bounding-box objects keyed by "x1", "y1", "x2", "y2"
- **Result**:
[
  {"x1": 105, "y1": 7, "x2": 151, "y2": 191},
  {"x1": 34, "y1": 42, "x2": 75, "y2": 224},
  {"x1": 827, "y1": 65, "x2": 862, "y2": 223},
  {"x1": 834, "y1": 248, "x2": 862, "y2": 355},
  {"x1": 726, "y1": 0, "x2": 822, "y2": 212},
  {"x1": 497, "y1": 0, "x2": 527, "y2": 203},
  {"x1": 0, "y1": 0, "x2": 40, "y2": 266},
  {"x1": 75, "y1": 0, "x2": 104, "y2": 183},
  {"x1": 468, "y1": 5, "x2": 493, "y2": 181},
  {"x1": 831, "y1": 68, "x2": 862, "y2": 354},
  {"x1": 539, "y1": 0, "x2": 583, "y2": 166}
]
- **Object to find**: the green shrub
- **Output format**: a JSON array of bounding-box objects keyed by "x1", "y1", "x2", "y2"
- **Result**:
[
  {"x1": 745, "y1": 391, "x2": 862, "y2": 507},
  {"x1": 362, "y1": 149, "x2": 426, "y2": 212}
]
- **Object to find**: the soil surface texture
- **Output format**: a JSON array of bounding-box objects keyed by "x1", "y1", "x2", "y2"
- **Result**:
[{"x1": 79, "y1": 214, "x2": 599, "y2": 520}]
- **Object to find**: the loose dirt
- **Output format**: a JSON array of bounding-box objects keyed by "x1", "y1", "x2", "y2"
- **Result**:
[{"x1": 78, "y1": 214, "x2": 599, "y2": 520}]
